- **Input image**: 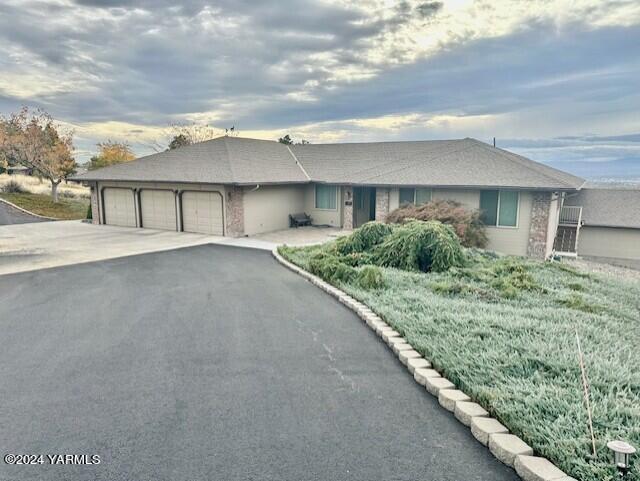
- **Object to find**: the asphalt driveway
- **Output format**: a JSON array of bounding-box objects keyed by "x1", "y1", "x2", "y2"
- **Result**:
[
  {"x1": 0, "y1": 198, "x2": 48, "y2": 225},
  {"x1": 0, "y1": 245, "x2": 518, "y2": 481}
]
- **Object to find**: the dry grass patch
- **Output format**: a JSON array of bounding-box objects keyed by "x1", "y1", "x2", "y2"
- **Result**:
[
  {"x1": 0, "y1": 192, "x2": 89, "y2": 220},
  {"x1": 0, "y1": 173, "x2": 89, "y2": 199}
]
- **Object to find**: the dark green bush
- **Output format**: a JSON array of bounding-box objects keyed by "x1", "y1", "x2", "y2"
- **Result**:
[
  {"x1": 357, "y1": 265, "x2": 385, "y2": 289},
  {"x1": 86, "y1": 204, "x2": 92, "y2": 220},
  {"x1": 373, "y1": 220, "x2": 465, "y2": 272},
  {"x1": 336, "y1": 221, "x2": 393, "y2": 254},
  {"x1": 339, "y1": 251, "x2": 376, "y2": 267},
  {"x1": 308, "y1": 254, "x2": 356, "y2": 284}
]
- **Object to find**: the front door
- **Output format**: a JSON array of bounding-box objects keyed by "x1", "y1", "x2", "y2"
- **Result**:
[{"x1": 353, "y1": 187, "x2": 376, "y2": 228}]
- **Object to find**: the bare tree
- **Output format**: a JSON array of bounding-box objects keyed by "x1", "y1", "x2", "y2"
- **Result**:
[
  {"x1": 148, "y1": 122, "x2": 225, "y2": 152},
  {"x1": 0, "y1": 107, "x2": 76, "y2": 202}
]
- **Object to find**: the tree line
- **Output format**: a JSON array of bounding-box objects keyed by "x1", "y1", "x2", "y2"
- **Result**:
[{"x1": 1, "y1": 106, "x2": 309, "y2": 202}]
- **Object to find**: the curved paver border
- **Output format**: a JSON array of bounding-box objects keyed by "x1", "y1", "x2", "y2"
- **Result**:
[
  {"x1": 0, "y1": 197, "x2": 59, "y2": 220},
  {"x1": 272, "y1": 246, "x2": 578, "y2": 481}
]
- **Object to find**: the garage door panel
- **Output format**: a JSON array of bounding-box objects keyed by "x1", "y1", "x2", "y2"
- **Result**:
[
  {"x1": 103, "y1": 188, "x2": 136, "y2": 227},
  {"x1": 182, "y1": 191, "x2": 223, "y2": 235},
  {"x1": 140, "y1": 190, "x2": 177, "y2": 231}
]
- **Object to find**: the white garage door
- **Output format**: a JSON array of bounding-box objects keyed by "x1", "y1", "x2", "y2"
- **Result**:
[
  {"x1": 181, "y1": 191, "x2": 224, "y2": 235},
  {"x1": 103, "y1": 188, "x2": 136, "y2": 227},
  {"x1": 140, "y1": 189, "x2": 176, "y2": 231}
]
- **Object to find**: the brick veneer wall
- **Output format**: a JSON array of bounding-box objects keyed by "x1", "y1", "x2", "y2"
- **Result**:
[
  {"x1": 375, "y1": 188, "x2": 390, "y2": 222},
  {"x1": 343, "y1": 186, "x2": 354, "y2": 230},
  {"x1": 527, "y1": 191, "x2": 552, "y2": 259},
  {"x1": 90, "y1": 185, "x2": 100, "y2": 225},
  {"x1": 225, "y1": 186, "x2": 245, "y2": 237}
]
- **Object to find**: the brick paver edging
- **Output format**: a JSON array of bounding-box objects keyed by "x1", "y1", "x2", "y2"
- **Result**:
[
  {"x1": 271, "y1": 247, "x2": 578, "y2": 481},
  {"x1": 0, "y1": 197, "x2": 59, "y2": 220}
]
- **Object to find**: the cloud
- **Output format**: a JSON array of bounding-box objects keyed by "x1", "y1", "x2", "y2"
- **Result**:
[{"x1": 0, "y1": 0, "x2": 638, "y2": 177}]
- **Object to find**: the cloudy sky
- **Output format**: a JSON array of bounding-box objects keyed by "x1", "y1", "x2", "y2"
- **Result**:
[{"x1": 1, "y1": 0, "x2": 639, "y2": 179}]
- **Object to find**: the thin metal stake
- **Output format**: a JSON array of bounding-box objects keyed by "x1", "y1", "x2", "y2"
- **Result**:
[{"x1": 576, "y1": 329, "x2": 597, "y2": 457}]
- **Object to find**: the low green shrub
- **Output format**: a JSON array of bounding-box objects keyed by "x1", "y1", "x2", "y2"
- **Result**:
[
  {"x1": 339, "y1": 251, "x2": 376, "y2": 267},
  {"x1": 551, "y1": 262, "x2": 591, "y2": 279},
  {"x1": 86, "y1": 204, "x2": 92, "y2": 220},
  {"x1": 568, "y1": 282, "x2": 584, "y2": 291},
  {"x1": 430, "y1": 280, "x2": 492, "y2": 298},
  {"x1": 308, "y1": 254, "x2": 356, "y2": 284},
  {"x1": 357, "y1": 265, "x2": 385, "y2": 290},
  {"x1": 491, "y1": 260, "x2": 542, "y2": 293},
  {"x1": 336, "y1": 221, "x2": 393, "y2": 254},
  {"x1": 386, "y1": 199, "x2": 488, "y2": 248},
  {"x1": 557, "y1": 294, "x2": 603, "y2": 313},
  {"x1": 373, "y1": 220, "x2": 466, "y2": 272}
]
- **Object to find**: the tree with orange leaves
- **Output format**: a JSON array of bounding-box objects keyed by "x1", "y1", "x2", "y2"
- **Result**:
[{"x1": 0, "y1": 107, "x2": 76, "y2": 202}]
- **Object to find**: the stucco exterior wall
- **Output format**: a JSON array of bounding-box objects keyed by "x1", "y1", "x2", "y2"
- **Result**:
[
  {"x1": 487, "y1": 191, "x2": 532, "y2": 257},
  {"x1": 303, "y1": 184, "x2": 343, "y2": 227},
  {"x1": 432, "y1": 189, "x2": 480, "y2": 209},
  {"x1": 243, "y1": 185, "x2": 305, "y2": 235},
  {"x1": 578, "y1": 226, "x2": 640, "y2": 260}
]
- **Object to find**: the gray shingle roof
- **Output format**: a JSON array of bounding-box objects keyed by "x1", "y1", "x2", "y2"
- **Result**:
[
  {"x1": 291, "y1": 138, "x2": 584, "y2": 189},
  {"x1": 74, "y1": 136, "x2": 584, "y2": 190},
  {"x1": 564, "y1": 183, "x2": 640, "y2": 229},
  {"x1": 73, "y1": 136, "x2": 308, "y2": 184}
]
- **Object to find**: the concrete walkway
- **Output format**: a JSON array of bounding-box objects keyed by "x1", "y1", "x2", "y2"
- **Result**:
[
  {"x1": 0, "y1": 222, "x2": 347, "y2": 276},
  {"x1": 254, "y1": 225, "x2": 350, "y2": 245}
]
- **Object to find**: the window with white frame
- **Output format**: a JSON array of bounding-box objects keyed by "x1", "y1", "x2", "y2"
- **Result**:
[
  {"x1": 479, "y1": 190, "x2": 519, "y2": 227},
  {"x1": 399, "y1": 188, "x2": 432, "y2": 206},
  {"x1": 315, "y1": 184, "x2": 337, "y2": 210}
]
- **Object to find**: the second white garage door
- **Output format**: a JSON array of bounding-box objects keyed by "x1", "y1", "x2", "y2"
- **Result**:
[
  {"x1": 140, "y1": 189, "x2": 177, "y2": 230},
  {"x1": 181, "y1": 191, "x2": 224, "y2": 235},
  {"x1": 103, "y1": 188, "x2": 136, "y2": 227}
]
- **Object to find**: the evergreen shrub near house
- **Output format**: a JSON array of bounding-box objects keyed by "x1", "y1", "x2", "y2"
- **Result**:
[
  {"x1": 308, "y1": 254, "x2": 356, "y2": 284},
  {"x1": 357, "y1": 265, "x2": 385, "y2": 290},
  {"x1": 386, "y1": 199, "x2": 488, "y2": 248},
  {"x1": 373, "y1": 220, "x2": 466, "y2": 272},
  {"x1": 335, "y1": 221, "x2": 392, "y2": 254},
  {"x1": 308, "y1": 219, "x2": 466, "y2": 277}
]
